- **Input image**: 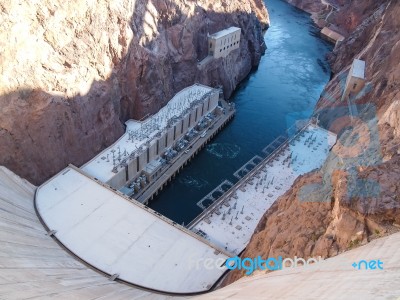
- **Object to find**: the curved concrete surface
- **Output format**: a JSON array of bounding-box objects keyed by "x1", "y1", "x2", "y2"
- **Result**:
[
  {"x1": 1, "y1": 165, "x2": 400, "y2": 299},
  {"x1": 34, "y1": 166, "x2": 229, "y2": 294},
  {"x1": 0, "y1": 166, "x2": 170, "y2": 299},
  {"x1": 194, "y1": 232, "x2": 400, "y2": 300}
]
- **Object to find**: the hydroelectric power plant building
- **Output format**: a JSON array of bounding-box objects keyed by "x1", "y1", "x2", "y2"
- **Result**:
[
  {"x1": 34, "y1": 83, "x2": 236, "y2": 294},
  {"x1": 82, "y1": 84, "x2": 221, "y2": 194},
  {"x1": 33, "y1": 75, "x2": 343, "y2": 295}
]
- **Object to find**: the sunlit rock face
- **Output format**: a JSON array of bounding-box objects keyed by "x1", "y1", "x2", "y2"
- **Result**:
[
  {"x1": 223, "y1": 0, "x2": 400, "y2": 285},
  {"x1": 0, "y1": 0, "x2": 269, "y2": 184}
]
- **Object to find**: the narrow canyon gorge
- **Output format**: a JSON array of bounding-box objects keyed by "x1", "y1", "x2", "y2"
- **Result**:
[
  {"x1": 0, "y1": 0, "x2": 399, "y2": 292},
  {"x1": 223, "y1": 0, "x2": 400, "y2": 285}
]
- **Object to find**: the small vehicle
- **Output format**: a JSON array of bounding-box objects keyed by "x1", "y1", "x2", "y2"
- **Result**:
[
  {"x1": 200, "y1": 130, "x2": 207, "y2": 138},
  {"x1": 184, "y1": 149, "x2": 190, "y2": 154}
]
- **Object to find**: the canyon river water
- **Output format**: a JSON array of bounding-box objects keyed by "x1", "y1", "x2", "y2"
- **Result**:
[{"x1": 148, "y1": 0, "x2": 333, "y2": 224}]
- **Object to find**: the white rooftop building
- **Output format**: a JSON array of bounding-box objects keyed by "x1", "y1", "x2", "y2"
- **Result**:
[
  {"x1": 208, "y1": 27, "x2": 241, "y2": 59},
  {"x1": 320, "y1": 27, "x2": 345, "y2": 46},
  {"x1": 351, "y1": 59, "x2": 366, "y2": 79},
  {"x1": 341, "y1": 59, "x2": 366, "y2": 102},
  {"x1": 82, "y1": 84, "x2": 219, "y2": 190},
  {"x1": 32, "y1": 83, "x2": 232, "y2": 294}
]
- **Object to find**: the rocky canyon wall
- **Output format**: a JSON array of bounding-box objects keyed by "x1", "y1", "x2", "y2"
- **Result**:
[
  {"x1": 0, "y1": 0, "x2": 269, "y2": 185},
  {"x1": 224, "y1": 0, "x2": 400, "y2": 285}
]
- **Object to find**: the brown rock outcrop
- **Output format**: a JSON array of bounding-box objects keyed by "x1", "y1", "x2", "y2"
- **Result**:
[
  {"x1": 0, "y1": 0, "x2": 269, "y2": 184},
  {"x1": 285, "y1": 0, "x2": 383, "y2": 32},
  {"x1": 223, "y1": 0, "x2": 400, "y2": 285}
]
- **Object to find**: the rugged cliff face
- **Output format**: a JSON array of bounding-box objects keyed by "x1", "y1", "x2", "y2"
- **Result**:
[
  {"x1": 285, "y1": 0, "x2": 383, "y2": 31},
  {"x1": 0, "y1": 0, "x2": 269, "y2": 184},
  {"x1": 223, "y1": 0, "x2": 400, "y2": 285}
]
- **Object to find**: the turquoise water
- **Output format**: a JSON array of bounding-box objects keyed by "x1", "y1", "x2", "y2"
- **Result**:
[{"x1": 148, "y1": 0, "x2": 332, "y2": 224}]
